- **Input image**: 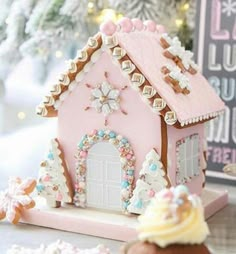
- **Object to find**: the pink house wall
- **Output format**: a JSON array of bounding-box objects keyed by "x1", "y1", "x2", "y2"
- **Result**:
[
  {"x1": 57, "y1": 51, "x2": 162, "y2": 185},
  {"x1": 167, "y1": 124, "x2": 205, "y2": 195}
]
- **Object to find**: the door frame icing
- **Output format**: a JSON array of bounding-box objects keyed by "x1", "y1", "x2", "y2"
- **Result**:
[{"x1": 73, "y1": 129, "x2": 135, "y2": 212}]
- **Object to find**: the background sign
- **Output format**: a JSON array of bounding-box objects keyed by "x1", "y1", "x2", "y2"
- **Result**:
[{"x1": 194, "y1": 0, "x2": 236, "y2": 184}]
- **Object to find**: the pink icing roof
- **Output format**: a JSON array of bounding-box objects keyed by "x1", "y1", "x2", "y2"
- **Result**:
[{"x1": 113, "y1": 30, "x2": 224, "y2": 124}]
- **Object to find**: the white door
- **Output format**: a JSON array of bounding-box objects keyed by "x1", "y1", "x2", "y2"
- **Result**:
[{"x1": 86, "y1": 142, "x2": 122, "y2": 211}]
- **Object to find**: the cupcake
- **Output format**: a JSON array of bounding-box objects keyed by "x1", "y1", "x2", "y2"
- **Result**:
[{"x1": 122, "y1": 185, "x2": 210, "y2": 254}]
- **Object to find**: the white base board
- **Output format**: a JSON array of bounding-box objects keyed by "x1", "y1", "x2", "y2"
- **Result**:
[{"x1": 20, "y1": 188, "x2": 228, "y2": 241}]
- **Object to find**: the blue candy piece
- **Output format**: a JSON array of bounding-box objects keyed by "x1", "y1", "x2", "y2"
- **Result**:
[
  {"x1": 47, "y1": 152, "x2": 54, "y2": 160},
  {"x1": 121, "y1": 181, "x2": 129, "y2": 188},
  {"x1": 135, "y1": 199, "x2": 143, "y2": 209},
  {"x1": 127, "y1": 170, "x2": 134, "y2": 176},
  {"x1": 36, "y1": 184, "x2": 45, "y2": 192},
  {"x1": 109, "y1": 131, "x2": 116, "y2": 138},
  {"x1": 174, "y1": 185, "x2": 189, "y2": 196},
  {"x1": 123, "y1": 201, "x2": 130, "y2": 209},
  {"x1": 98, "y1": 130, "x2": 105, "y2": 137},
  {"x1": 121, "y1": 138, "x2": 128, "y2": 144},
  {"x1": 149, "y1": 163, "x2": 157, "y2": 171},
  {"x1": 78, "y1": 142, "x2": 84, "y2": 149}
]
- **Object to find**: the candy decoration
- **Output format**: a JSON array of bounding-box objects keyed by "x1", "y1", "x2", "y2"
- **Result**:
[
  {"x1": 103, "y1": 35, "x2": 118, "y2": 48},
  {"x1": 162, "y1": 64, "x2": 191, "y2": 94},
  {"x1": 88, "y1": 37, "x2": 98, "y2": 48},
  {"x1": 74, "y1": 129, "x2": 135, "y2": 212},
  {"x1": 132, "y1": 18, "x2": 144, "y2": 31},
  {"x1": 160, "y1": 33, "x2": 198, "y2": 74},
  {"x1": 100, "y1": 20, "x2": 117, "y2": 36},
  {"x1": 76, "y1": 50, "x2": 88, "y2": 62},
  {"x1": 37, "y1": 139, "x2": 73, "y2": 208},
  {"x1": 128, "y1": 149, "x2": 168, "y2": 214},
  {"x1": 0, "y1": 177, "x2": 36, "y2": 224},
  {"x1": 90, "y1": 81, "x2": 120, "y2": 117},
  {"x1": 121, "y1": 60, "x2": 135, "y2": 74},
  {"x1": 119, "y1": 17, "x2": 133, "y2": 33},
  {"x1": 144, "y1": 20, "x2": 156, "y2": 32},
  {"x1": 164, "y1": 111, "x2": 177, "y2": 125},
  {"x1": 152, "y1": 98, "x2": 166, "y2": 112}
]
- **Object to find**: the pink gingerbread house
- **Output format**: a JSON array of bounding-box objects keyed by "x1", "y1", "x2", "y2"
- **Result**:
[{"x1": 36, "y1": 18, "x2": 225, "y2": 215}]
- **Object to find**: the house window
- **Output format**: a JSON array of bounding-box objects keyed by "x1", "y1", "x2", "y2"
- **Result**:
[{"x1": 176, "y1": 134, "x2": 200, "y2": 184}]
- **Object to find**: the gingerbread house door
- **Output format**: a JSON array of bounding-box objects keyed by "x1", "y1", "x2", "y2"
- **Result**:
[{"x1": 86, "y1": 142, "x2": 122, "y2": 211}]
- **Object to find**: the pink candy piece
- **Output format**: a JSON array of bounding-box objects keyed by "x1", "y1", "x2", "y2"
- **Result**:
[
  {"x1": 144, "y1": 20, "x2": 156, "y2": 32},
  {"x1": 132, "y1": 18, "x2": 144, "y2": 31},
  {"x1": 119, "y1": 17, "x2": 133, "y2": 33},
  {"x1": 91, "y1": 129, "x2": 97, "y2": 135},
  {"x1": 100, "y1": 20, "x2": 117, "y2": 35},
  {"x1": 80, "y1": 151, "x2": 87, "y2": 158},
  {"x1": 123, "y1": 175, "x2": 129, "y2": 180},
  {"x1": 43, "y1": 175, "x2": 51, "y2": 182},
  {"x1": 119, "y1": 147, "x2": 125, "y2": 152},
  {"x1": 156, "y1": 24, "x2": 166, "y2": 33},
  {"x1": 148, "y1": 189, "x2": 155, "y2": 198},
  {"x1": 126, "y1": 153, "x2": 132, "y2": 160}
]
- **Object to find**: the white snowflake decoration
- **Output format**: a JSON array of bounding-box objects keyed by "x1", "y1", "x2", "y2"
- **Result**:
[
  {"x1": 161, "y1": 34, "x2": 198, "y2": 72},
  {"x1": 222, "y1": 0, "x2": 236, "y2": 17},
  {"x1": 166, "y1": 64, "x2": 191, "y2": 91},
  {"x1": 90, "y1": 81, "x2": 120, "y2": 116}
]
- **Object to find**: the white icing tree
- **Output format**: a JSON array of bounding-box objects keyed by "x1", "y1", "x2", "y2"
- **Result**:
[
  {"x1": 128, "y1": 149, "x2": 168, "y2": 214},
  {"x1": 36, "y1": 138, "x2": 73, "y2": 208}
]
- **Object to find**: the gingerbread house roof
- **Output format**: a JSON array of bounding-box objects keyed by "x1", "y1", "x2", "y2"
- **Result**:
[{"x1": 36, "y1": 18, "x2": 225, "y2": 128}]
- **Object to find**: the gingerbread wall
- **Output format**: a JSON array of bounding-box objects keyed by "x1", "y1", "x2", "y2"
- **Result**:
[{"x1": 57, "y1": 51, "x2": 163, "y2": 186}]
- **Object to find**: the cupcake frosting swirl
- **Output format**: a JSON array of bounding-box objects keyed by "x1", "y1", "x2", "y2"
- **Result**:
[{"x1": 137, "y1": 185, "x2": 210, "y2": 248}]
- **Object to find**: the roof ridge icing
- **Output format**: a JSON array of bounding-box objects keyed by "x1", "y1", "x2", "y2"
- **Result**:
[{"x1": 36, "y1": 17, "x2": 224, "y2": 128}]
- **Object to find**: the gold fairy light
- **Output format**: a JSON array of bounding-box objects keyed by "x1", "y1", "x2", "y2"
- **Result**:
[
  {"x1": 183, "y1": 3, "x2": 190, "y2": 11},
  {"x1": 55, "y1": 50, "x2": 63, "y2": 58},
  {"x1": 96, "y1": 9, "x2": 123, "y2": 23},
  {"x1": 88, "y1": 2, "x2": 95, "y2": 14},
  {"x1": 175, "y1": 19, "x2": 184, "y2": 27},
  {"x1": 17, "y1": 112, "x2": 26, "y2": 120}
]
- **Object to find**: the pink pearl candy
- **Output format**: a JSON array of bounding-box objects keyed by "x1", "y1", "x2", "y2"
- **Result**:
[
  {"x1": 126, "y1": 153, "x2": 132, "y2": 160},
  {"x1": 100, "y1": 20, "x2": 117, "y2": 35},
  {"x1": 123, "y1": 175, "x2": 128, "y2": 180},
  {"x1": 144, "y1": 20, "x2": 156, "y2": 32},
  {"x1": 156, "y1": 25, "x2": 166, "y2": 33},
  {"x1": 80, "y1": 151, "x2": 87, "y2": 158},
  {"x1": 91, "y1": 129, "x2": 97, "y2": 135},
  {"x1": 119, "y1": 17, "x2": 133, "y2": 33},
  {"x1": 132, "y1": 18, "x2": 144, "y2": 31},
  {"x1": 148, "y1": 189, "x2": 155, "y2": 197},
  {"x1": 43, "y1": 175, "x2": 50, "y2": 182}
]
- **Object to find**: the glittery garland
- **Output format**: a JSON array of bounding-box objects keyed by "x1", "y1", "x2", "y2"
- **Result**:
[{"x1": 73, "y1": 129, "x2": 135, "y2": 212}]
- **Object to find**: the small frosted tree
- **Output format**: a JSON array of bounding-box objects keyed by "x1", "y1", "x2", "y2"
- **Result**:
[
  {"x1": 36, "y1": 138, "x2": 73, "y2": 207},
  {"x1": 128, "y1": 149, "x2": 168, "y2": 214}
]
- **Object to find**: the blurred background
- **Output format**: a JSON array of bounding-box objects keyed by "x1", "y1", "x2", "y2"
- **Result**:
[{"x1": 0, "y1": 0, "x2": 197, "y2": 187}]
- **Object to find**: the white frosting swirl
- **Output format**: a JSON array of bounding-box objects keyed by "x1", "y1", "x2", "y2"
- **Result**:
[{"x1": 137, "y1": 187, "x2": 210, "y2": 248}]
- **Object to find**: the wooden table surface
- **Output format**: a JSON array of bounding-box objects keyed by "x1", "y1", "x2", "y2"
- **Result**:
[{"x1": 0, "y1": 182, "x2": 235, "y2": 254}]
